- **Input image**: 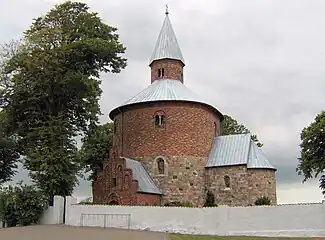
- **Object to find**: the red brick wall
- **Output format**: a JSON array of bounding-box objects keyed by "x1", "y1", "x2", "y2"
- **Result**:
[
  {"x1": 92, "y1": 156, "x2": 162, "y2": 206},
  {"x1": 150, "y1": 59, "x2": 184, "y2": 83},
  {"x1": 113, "y1": 101, "x2": 221, "y2": 158},
  {"x1": 136, "y1": 193, "x2": 161, "y2": 206}
]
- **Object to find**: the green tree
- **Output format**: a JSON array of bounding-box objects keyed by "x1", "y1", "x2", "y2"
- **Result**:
[
  {"x1": 297, "y1": 111, "x2": 325, "y2": 194},
  {"x1": 203, "y1": 190, "x2": 218, "y2": 207},
  {"x1": 0, "y1": 183, "x2": 48, "y2": 227},
  {"x1": 1, "y1": 1, "x2": 126, "y2": 200},
  {"x1": 221, "y1": 115, "x2": 263, "y2": 147},
  {"x1": 0, "y1": 111, "x2": 20, "y2": 185},
  {"x1": 79, "y1": 122, "x2": 114, "y2": 181}
]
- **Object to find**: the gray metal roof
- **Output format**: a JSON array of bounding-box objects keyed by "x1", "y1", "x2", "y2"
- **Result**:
[
  {"x1": 149, "y1": 13, "x2": 185, "y2": 66},
  {"x1": 206, "y1": 134, "x2": 276, "y2": 170},
  {"x1": 124, "y1": 158, "x2": 162, "y2": 195},
  {"x1": 109, "y1": 79, "x2": 222, "y2": 120}
]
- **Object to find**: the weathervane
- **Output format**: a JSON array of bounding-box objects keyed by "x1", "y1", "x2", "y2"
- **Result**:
[{"x1": 165, "y1": 4, "x2": 169, "y2": 15}]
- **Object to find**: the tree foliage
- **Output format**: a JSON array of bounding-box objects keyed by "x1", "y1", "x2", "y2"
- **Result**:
[
  {"x1": 0, "y1": 111, "x2": 20, "y2": 185},
  {"x1": 221, "y1": 115, "x2": 263, "y2": 147},
  {"x1": 297, "y1": 111, "x2": 325, "y2": 193},
  {"x1": 203, "y1": 190, "x2": 218, "y2": 207},
  {"x1": 0, "y1": 183, "x2": 48, "y2": 227},
  {"x1": 79, "y1": 122, "x2": 114, "y2": 180},
  {"x1": 0, "y1": 1, "x2": 126, "y2": 198}
]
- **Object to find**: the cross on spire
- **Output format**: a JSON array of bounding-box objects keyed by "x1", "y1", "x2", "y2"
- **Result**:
[{"x1": 165, "y1": 4, "x2": 169, "y2": 15}]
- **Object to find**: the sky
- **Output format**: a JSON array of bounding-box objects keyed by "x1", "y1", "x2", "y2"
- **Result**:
[{"x1": 1, "y1": 0, "x2": 325, "y2": 204}]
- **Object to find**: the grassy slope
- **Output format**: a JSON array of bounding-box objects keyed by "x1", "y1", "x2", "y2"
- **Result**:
[{"x1": 168, "y1": 234, "x2": 313, "y2": 240}]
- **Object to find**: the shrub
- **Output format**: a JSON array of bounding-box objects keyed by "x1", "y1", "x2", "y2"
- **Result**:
[
  {"x1": 204, "y1": 190, "x2": 218, "y2": 207},
  {"x1": 255, "y1": 196, "x2": 271, "y2": 206},
  {"x1": 0, "y1": 183, "x2": 48, "y2": 227}
]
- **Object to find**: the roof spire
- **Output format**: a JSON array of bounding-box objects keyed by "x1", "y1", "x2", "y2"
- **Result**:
[{"x1": 149, "y1": 8, "x2": 185, "y2": 66}]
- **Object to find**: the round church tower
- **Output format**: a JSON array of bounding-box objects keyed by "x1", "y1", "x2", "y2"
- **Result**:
[{"x1": 109, "y1": 10, "x2": 223, "y2": 206}]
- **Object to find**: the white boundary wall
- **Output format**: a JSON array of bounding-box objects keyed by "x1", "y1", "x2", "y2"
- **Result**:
[
  {"x1": 41, "y1": 195, "x2": 65, "y2": 225},
  {"x1": 63, "y1": 196, "x2": 325, "y2": 237}
]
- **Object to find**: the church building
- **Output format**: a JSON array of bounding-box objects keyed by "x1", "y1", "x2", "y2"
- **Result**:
[{"x1": 92, "y1": 10, "x2": 277, "y2": 207}]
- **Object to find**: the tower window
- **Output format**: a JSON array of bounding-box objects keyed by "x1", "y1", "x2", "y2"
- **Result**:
[
  {"x1": 224, "y1": 175, "x2": 231, "y2": 188},
  {"x1": 162, "y1": 68, "x2": 165, "y2": 77},
  {"x1": 155, "y1": 114, "x2": 165, "y2": 128},
  {"x1": 157, "y1": 158, "x2": 165, "y2": 174},
  {"x1": 158, "y1": 69, "x2": 161, "y2": 78}
]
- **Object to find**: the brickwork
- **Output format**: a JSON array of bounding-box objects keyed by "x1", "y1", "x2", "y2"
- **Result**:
[
  {"x1": 92, "y1": 155, "x2": 161, "y2": 206},
  {"x1": 205, "y1": 166, "x2": 277, "y2": 206},
  {"x1": 150, "y1": 59, "x2": 184, "y2": 83},
  {"x1": 113, "y1": 101, "x2": 221, "y2": 158},
  {"x1": 248, "y1": 169, "x2": 277, "y2": 205}
]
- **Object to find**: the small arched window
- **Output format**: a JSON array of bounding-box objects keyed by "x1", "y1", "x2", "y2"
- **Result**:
[
  {"x1": 157, "y1": 158, "x2": 165, "y2": 174},
  {"x1": 162, "y1": 68, "x2": 165, "y2": 77},
  {"x1": 158, "y1": 69, "x2": 161, "y2": 78},
  {"x1": 155, "y1": 115, "x2": 165, "y2": 128},
  {"x1": 224, "y1": 175, "x2": 231, "y2": 188}
]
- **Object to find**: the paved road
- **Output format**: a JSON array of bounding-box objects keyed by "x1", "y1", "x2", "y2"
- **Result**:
[{"x1": 0, "y1": 225, "x2": 169, "y2": 240}]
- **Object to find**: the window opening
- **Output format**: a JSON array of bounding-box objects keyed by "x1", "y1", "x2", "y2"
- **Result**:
[
  {"x1": 157, "y1": 158, "x2": 165, "y2": 174},
  {"x1": 224, "y1": 175, "x2": 231, "y2": 188},
  {"x1": 155, "y1": 115, "x2": 165, "y2": 128},
  {"x1": 162, "y1": 68, "x2": 165, "y2": 77},
  {"x1": 158, "y1": 69, "x2": 161, "y2": 78}
]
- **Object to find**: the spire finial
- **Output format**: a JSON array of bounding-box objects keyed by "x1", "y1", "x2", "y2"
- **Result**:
[{"x1": 165, "y1": 4, "x2": 169, "y2": 15}]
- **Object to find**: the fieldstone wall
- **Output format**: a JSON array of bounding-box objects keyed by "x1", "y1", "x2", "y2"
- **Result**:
[
  {"x1": 205, "y1": 165, "x2": 250, "y2": 206},
  {"x1": 135, "y1": 156, "x2": 207, "y2": 207},
  {"x1": 205, "y1": 166, "x2": 277, "y2": 206},
  {"x1": 248, "y1": 169, "x2": 277, "y2": 205}
]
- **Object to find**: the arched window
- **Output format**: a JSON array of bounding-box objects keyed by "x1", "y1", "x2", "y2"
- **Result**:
[
  {"x1": 214, "y1": 122, "x2": 217, "y2": 136},
  {"x1": 158, "y1": 69, "x2": 161, "y2": 78},
  {"x1": 162, "y1": 68, "x2": 165, "y2": 77},
  {"x1": 155, "y1": 115, "x2": 165, "y2": 128},
  {"x1": 224, "y1": 175, "x2": 231, "y2": 188},
  {"x1": 157, "y1": 158, "x2": 165, "y2": 174}
]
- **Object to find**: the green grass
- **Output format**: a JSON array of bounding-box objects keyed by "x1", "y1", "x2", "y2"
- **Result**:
[{"x1": 168, "y1": 234, "x2": 315, "y2": 240}]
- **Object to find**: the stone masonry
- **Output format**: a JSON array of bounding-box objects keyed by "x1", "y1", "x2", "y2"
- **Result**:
[{"x1": 205, "y1": 166, "x2": 277, "y2": 206}]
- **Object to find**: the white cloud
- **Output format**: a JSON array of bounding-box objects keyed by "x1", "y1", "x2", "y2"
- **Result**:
[{"x1": 2, "y1": 0, "x2": 325, "y2": 203}]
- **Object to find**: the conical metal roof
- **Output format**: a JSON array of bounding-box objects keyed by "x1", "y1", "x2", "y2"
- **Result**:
[
  {"x1": 109, "y1": 79, "x2": 223, "y2": 120},
  {"x1": 149, "y1": 11, "x2": 185, "y2": 66}
]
